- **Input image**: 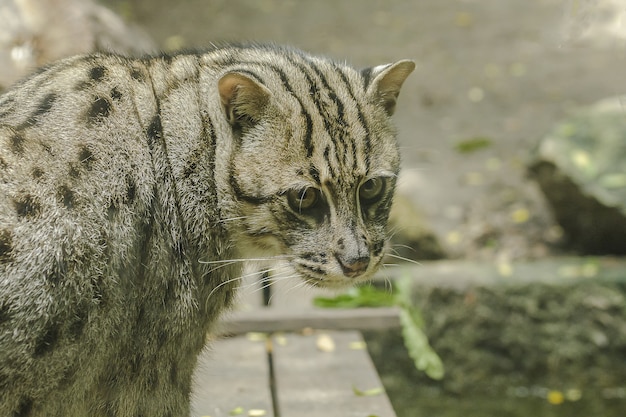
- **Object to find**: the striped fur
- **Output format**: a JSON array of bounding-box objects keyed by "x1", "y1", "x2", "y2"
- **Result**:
[{"x1": 0, "y1": 44, "x2": 413, "y2": 416}]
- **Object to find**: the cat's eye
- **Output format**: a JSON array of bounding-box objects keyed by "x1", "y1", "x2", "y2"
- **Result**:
[
  {"x1": 359, "y1": 177, "x2": 386, "y2": 203},
  {"x1": 287, "y1": 187, "x2": 321, "y2": 212}
]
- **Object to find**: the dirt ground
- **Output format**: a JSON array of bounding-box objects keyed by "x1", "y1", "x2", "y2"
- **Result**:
[{"x1": 100, "y1": 0, "x2": 626, "y2": 261}]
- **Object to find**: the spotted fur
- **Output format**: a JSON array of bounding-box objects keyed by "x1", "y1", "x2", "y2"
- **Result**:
[{"x1": 0, "y1": 44, "x2": 414, "y2": 416}]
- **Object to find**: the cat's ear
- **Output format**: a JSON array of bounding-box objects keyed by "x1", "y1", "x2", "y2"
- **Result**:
[
  {"x1": 364, "y1": 60, "x2": 415, "y2": 116},
  {"x1": 218, "y1": 72, "x2": 271, "y2": 127}
]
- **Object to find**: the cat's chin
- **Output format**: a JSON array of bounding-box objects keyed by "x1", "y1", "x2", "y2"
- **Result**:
[
  {"x1": 238, "y1": 245, "x2": 378, "y2": 289},
  {"x1": 297, "y1": 271, "x2": 373, "y2": 290}
]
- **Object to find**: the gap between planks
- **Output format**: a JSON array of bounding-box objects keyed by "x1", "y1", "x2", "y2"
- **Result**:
[{"x1": 191, "y1": 331, "x2": 397, "y2": 417}]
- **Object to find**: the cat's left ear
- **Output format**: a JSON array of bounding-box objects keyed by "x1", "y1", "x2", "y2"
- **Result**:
[
  {"x1": 218, "y1": 72, "x2": 271, "y2": 127},
  {"x1": 364, "y1": 60, "x2": 415, "y2": 116}
]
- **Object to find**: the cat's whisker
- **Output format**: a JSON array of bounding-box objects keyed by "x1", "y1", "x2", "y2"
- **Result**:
[
  {"x1": 229, "y1": 265, "x2": 295, "y2": 295},
  {"x1": 202, "y1": 257, "x2": 296, "y2": 300},
  {"x1": 385, "y1": 253, "x2": 422, "y2": 266},
  {"x1": 198, "y1": 255, "x2": 289, "y2": 265},
  {"x1": 388, "y1": 245, "x2": 411, "y2": 258},
  {"x1": 205, "y1": 261, "x2": 239, "y2": 275},
  {"x1": 249, "y1": 273, "x2": 295, "y2": 295},
  {"x1": 233, "y1": 270, "x2": 302, "y2": 306},
  {"x1": 233, "y1": 273, "x2": 281, "y2": 294},
  {"x1": 205, "y1": 275, "x2": 247, "y2": 301},
  {"x1": 277, "y1": 277, "x2": 312, "y2": 300},
  {"x1": 266, "y1": 275, "x2": 302, "y2": 304},
  {"x1": 391, "y1": 243, "x2": 418, "y2": 253},
  {"x1": 377, "y1": 264, "x2": 396, "y2": 293},
  {"x1": 205, "y1": 266, "x2": 284, "y2": 301},
  {"x1": 386, "y1": 226, "x2": 406, "y2": 241},
  {"x1": 233, "y1": 267, "x2": 278, "y2": 284},
  {"x1": 199, "y1": 255, "x2": 290, "y2": 275},
  {"x1": 380, "y1": 269, "x2": 395, "y2": 294}
]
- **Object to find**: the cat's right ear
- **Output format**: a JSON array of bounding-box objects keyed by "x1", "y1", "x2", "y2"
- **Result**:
[
  {"x1": 363, "y1": 60, "x2": 415, "y2": 116},
  {"x1": 218, "y1": 72, "x2": 271, "y2": 128}
]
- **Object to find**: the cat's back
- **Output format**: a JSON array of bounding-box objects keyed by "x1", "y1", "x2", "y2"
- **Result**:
[
  {"x1": 0, "y1": 53, "x2": 162, "y2": 244},
  {"x1": 0, "y1": 53, "x2": 156, "y2": 187}
]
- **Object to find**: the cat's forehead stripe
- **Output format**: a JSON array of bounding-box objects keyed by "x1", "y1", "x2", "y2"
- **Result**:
[
  {"x1": 220, "y1": 51, "x2": 373, "y2": 176},
  {"x1": 240, "y1": 61, "x2": 316, "y2": 158},
  {"x1": 297, "y1": 58, "x2": 372, "y2": 174}
]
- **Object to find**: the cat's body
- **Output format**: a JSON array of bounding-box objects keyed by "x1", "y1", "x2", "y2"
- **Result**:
[{"x1": 0, "y1": 44, "x2": 413, "y2": 416}]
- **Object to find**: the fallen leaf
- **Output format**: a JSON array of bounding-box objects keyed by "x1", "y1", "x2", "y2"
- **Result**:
[
  {"x1": 446, "y1": 230, "x2": 462, "y2": 245},
  {"x1": 547, "y1": 390, "x2": 564, "y2": 405},
  {"x1": 497, "y1": 261, "x2": 513, "y2": 277},
  {"x1": 454, "y1": 137, "x2": 492, "y2": 154},
  {"x1": 316, "y1": 334, "x2": 335, "y2": 352},
  {"x1": 511, "y1": 207, "x2": 530, "y2": 224},
  {"x1": 349, "y1": 341, "x2": 367, "y2": 350},
  {"x1": 229, "y1": 406, "x2": 244, "y2": 415},
  {"x1": 353, "y1": 385, "x2": 384, "y2": 397},
  {"x1": 246, "y1": 332, "x2": 267, "y2": 342},
  {"x1": 274, "y1": 334, "x2": 288, "y2": 346}
]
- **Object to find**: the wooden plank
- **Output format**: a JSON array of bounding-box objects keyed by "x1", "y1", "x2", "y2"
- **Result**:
[
  {"x1": 219, "y1": 307, "x2": 401, "y2": 335},
  {"x1": 271, "y1": 331, "x2": 397, "y2": 417},
  {"x1": 191, "y1": 336, "x2": 274, "y2": 417}
]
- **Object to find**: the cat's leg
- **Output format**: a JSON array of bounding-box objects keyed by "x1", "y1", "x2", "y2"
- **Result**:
[{"x1": 87, "y1": 350, "x2": 196, "y2": 417}]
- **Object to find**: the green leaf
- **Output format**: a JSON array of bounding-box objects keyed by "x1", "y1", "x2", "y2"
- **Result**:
[
  {"x1": 353, "y1": 385, "x2": 384, "y2": 397},
  {"x1": 313, "y1": 284, "x2": 394, "y2": 308},
  {"x1": 454, "y1": 137, "x2": 492, "y2": 154},
  {"x1": 399, "y1": 308, "x2": 444, "y2": 380}
]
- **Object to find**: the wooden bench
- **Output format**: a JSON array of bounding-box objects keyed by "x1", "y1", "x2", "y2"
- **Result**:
[
  {"x1": 190, "y1": 272, "x2": 400, "y2": 417},
  {"x1": 191, "y1": 329, "x2": 397, "y2": 417}
]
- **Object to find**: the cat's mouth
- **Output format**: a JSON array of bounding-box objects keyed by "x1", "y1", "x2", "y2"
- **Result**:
[{"x1": 292, "y1": 255, "x2": 383, "y2": 289}]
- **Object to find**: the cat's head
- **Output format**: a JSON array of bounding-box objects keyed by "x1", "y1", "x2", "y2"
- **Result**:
[{"x1": 218, "y1": 52, "x2": 414, "y2": 288}]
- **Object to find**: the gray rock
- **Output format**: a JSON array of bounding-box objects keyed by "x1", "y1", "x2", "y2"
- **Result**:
[
  {"x1": 0, "y1": 0, "x2": 156, "y2": 90},
  {"x1": 529, "y1": 97, "x2": 626, "y2": 254}
]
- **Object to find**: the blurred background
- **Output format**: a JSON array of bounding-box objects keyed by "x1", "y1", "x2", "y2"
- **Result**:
[
  {"x1": 3, "y1": 0, "x2": 626, "y2": 259},
  {"x1": 2, "y1": 1, "x2": 626, "y2": 416}
]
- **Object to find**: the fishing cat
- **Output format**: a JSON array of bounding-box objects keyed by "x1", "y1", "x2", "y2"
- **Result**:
[{"x1": 0, "y1": 43, "x2": 414, "y2": 416}]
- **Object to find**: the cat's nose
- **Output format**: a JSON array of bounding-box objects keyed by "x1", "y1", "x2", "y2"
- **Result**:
[{"x1": 336, "y1": 255, "x2": 370, "y2": 278}]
